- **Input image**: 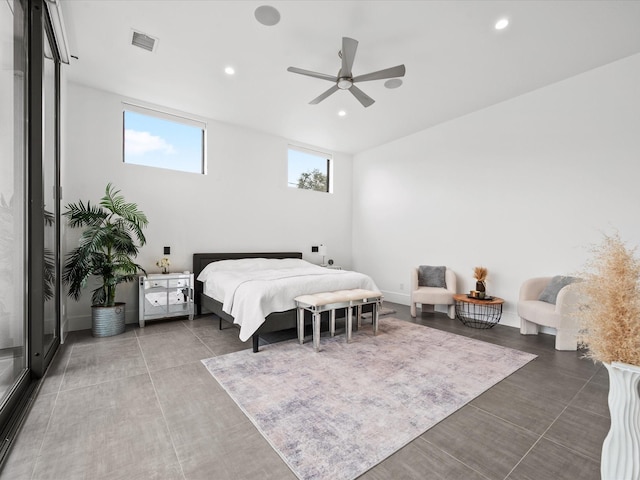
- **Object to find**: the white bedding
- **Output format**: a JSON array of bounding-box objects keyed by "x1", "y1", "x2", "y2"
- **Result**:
[{"x1": 197, "y1": 258, "x2": 379, "y2": 341}]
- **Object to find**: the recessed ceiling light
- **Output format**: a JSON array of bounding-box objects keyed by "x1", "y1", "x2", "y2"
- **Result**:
[
  {"x1": 495, "y1": 18, "x2": 509, "y2": 30},
  {"x1": 384, "y1": 78, "x2": 403, "y2": 89},
  {"x1": 224, "y1": 66, "x2": 235, "y2": 75},
  {"x1": 255, "y1": 5, "x2": 281, "y2": 26},
  {"x1": 338, "y1": 110, "x2": 347, "y2": 117}
]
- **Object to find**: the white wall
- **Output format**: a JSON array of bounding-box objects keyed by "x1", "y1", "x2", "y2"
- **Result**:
[
  {"x1": 63, "y1": 83, "x2": 353, "y2": 330},
  {"x1": 352, "y1": 53, "x2": 640, "y2": 329}
]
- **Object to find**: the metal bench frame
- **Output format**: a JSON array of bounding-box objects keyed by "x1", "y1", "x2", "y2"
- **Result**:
[{"x1": 295, "y1": 290, "x2": 383, "y2": 352}]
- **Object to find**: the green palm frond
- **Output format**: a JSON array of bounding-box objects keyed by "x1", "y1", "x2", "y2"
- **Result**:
[
  {"x1": 102, "y1": 184, "x2": 147, "y2": 245},
  {"x1": 64, "y1": 201, "x2": 108, "y2": 228}
]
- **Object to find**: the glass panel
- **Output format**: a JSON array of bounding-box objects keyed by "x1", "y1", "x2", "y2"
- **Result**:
[
  {"x1": 42, "y1": 21, "x2": 58, "y2": 355},
  {"x1": 123, "y1": 109, "x2": 205, "y2": 174},
  {"x1": 288, "y1": 147, "x2": 331, "y2": 192},
  {"x1": 0, "y1": 0, "x2": 27, "y2": 407}
]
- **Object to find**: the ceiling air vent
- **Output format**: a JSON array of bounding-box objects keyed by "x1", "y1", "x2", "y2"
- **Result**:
[{"x1": 131, "y1": 30, "x2": 157, "y2": 52}]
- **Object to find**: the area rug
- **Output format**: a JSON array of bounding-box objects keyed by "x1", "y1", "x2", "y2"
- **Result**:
[{"x1": 201, "y1": 318, "x2": 536, "y2": 480}]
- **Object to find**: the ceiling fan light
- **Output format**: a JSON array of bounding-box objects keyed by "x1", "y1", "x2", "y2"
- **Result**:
[
  {"x1": 337, "y1": 78, "x2": 353, "y2": 90},
  {"x1": 255, "y1": 5, "x2": 281, "y2": 26}
]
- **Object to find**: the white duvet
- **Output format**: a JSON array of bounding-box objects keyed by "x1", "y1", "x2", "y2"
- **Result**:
[{"x1": 197, "y1": 258, "x2": 379, "y2": 341}]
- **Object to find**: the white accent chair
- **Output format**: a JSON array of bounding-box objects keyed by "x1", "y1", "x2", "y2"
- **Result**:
[
  {"x1": 410, "y1": 267, "x2": 457, "y2": 319},
  {"x1": 518, "y1": 276, "x2": 583, "y2": 351}
]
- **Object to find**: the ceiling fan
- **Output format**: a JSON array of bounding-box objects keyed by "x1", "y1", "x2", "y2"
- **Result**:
[{"x1": 287, "y1": 37, "x2": 406, "y2": 108}]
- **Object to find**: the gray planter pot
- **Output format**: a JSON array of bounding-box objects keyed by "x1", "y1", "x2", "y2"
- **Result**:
[{"x1": 92, "y1": 303, "x2": 126, "y2": 337}]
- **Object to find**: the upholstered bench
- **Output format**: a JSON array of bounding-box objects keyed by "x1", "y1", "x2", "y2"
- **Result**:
[{"x1": 294, "y1": 289, "x2": 383, "y2": 352}]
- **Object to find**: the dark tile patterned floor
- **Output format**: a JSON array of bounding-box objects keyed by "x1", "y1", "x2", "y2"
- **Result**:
[{"x1": 1, "y1": 302, "x2": 608, "y2": 479}]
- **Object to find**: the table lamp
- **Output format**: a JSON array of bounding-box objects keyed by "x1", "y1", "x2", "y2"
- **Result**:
[{"x1": 318, "y1": 244, "x2": 327, "y2": 266}]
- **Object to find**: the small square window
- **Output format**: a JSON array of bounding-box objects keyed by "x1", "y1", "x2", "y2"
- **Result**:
[
  {"x1": 123, "y1": 104, "x2": 206, "y2": 174},
  {"x1": 288, "y1": 146, "x2": 332, "y2": 193}
]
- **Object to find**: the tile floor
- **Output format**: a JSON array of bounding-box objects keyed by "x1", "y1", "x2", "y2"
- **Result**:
[{"x1": 1, "y1": 303, "x2": 609, "y2": 479}]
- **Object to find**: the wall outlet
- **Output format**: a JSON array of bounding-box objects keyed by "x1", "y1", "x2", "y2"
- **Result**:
[
  {"x1": 164, "y1": 246, "x2": 170, "y2": 255},
  {"x1": 311, "y1": 246, "x2": 319, "y2": 253},
  {"x1": 399, "y1": 283, "x2": 404, "y2": 290}
]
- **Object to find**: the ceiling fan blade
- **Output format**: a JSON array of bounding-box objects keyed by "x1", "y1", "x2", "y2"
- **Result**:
[
  {"x1": 340, "y1": 37, "x2": 358, "y2": 77},
  {"x1": 309, "y1": 85, "x2": 340, "y2": 105},
  {"x1": 349, "y1": 85, "x2": 375, "y2": 108},
  {"x1": 287, "y1": 67, "x2": 337, "y2": 82},
  {"x1": 352, "y1": 64, "x2": 406, "y2": 83}
]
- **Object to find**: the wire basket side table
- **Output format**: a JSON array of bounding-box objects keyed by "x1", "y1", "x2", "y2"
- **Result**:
[{"x1": 453, "y1": 294, "x2": 504, "y2": 329}]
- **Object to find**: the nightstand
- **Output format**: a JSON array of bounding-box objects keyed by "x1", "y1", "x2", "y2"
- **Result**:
[{"x1": 138, "y1": 273, "x2": 194, "y2": 327}]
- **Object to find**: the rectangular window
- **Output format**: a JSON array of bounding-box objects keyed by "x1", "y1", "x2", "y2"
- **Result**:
[
  {"x1": 288, "y1": 146, "x2": 332, "y2": 193},
  {"x1": 123, "y1": 103, "x2": 206, "y2": 174}
]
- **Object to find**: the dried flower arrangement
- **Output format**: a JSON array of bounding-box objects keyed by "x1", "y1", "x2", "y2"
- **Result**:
[
  {"x1": 473, "y1": 266, "x2": 488, "y2": 283},
  {"x1": 578, "y1": 233, "x2": 640, "y2": 366}
]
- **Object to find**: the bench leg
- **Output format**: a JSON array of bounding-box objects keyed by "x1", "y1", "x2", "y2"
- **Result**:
[
  {"x1": 373, "y1": 302, "x2": 379, "y2": 335},
  {"x1": 346, "y1": 307, "x2": 353, "y2": 343},
  {"x1": 330, "y1": 309, "x2": 336, "y2": 337},
  {"x1": 313, "y1": 312, "x2": 321, "y2": 352},
  {"x1": 297, "y1": 307, "x2": 305, "y2": 345},
  {"x1": 357, "y1": 305, "x2": 363, "y2": 328}
]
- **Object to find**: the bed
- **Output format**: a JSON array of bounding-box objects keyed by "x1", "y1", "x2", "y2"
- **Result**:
[{"x1": 193, "y1": 252, "x2": 379, "y2": 352}]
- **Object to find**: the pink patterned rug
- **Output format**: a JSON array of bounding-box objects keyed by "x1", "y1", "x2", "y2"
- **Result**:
[{"x1": 202, "y1": 318, "x2": 536, "y2": 480}]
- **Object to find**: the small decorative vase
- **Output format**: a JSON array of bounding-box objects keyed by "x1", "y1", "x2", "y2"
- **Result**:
[
  {"x1": 475, "y1": 281, "x2": 486, "y2": 293},
  {"x1": 601, "y1": 361, "x2": 640, "y2": 480},
  {"x1": 162, "y1": 267, "x2": 169, "y2": 274}
]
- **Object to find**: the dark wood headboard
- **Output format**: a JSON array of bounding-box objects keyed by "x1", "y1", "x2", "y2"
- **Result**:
[{"x1": 192, "y1": 252, "x2": 303, "y2": 309}]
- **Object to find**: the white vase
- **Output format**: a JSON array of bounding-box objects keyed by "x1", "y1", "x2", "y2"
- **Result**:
[{"x1": 601, "y1": 361, "x2": 640, "y2": 480}]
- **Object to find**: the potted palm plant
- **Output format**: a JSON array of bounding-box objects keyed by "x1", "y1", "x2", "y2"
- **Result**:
[{"x1": 63, "y1": 184, "x2": 148, "y2": 337}]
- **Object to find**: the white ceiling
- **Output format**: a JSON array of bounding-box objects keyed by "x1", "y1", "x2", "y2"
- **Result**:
[{"x1": 60, "y1": 0, "x2": 640, "y2": 154}]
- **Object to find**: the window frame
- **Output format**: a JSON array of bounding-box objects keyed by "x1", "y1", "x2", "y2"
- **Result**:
[
  {"x1": 122, "y1": 102, "x2": 207, "y2": 175},
  {"x1": 287, "y1": 145, "x2": 333, "y2": 193}
]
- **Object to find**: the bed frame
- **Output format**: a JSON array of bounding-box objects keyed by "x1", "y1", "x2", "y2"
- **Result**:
[{"x1": 193, "y1": 252, "x2": 306, "y2": 353}]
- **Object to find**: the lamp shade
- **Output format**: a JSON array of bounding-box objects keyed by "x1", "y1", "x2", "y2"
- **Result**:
[{"x1": 318, "y1": 244, "x2": 327, "y2": 256}]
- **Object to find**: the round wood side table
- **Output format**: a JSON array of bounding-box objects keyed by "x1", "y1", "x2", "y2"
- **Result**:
[{"x1": 453, "y1": 293, "x2": 505, "y2": 329}]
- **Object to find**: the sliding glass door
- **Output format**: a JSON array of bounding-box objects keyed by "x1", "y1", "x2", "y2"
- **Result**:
[
  {"x1": 0, "y1": 0, "x2": 30, "y2": 458},
  {"x1": 0, "y1": 0, "x2": 62, "y2": 464},
  {"x1": 42, "y1": 4, "x2": 60, "y2": 363},
  {"x1": 27, "y1": 0, "x2": 61, "y2": 375}
]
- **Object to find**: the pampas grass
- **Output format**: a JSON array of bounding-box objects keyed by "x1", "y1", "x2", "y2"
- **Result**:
[
  {"x1": 473, "y1": 266, "x2": 488, "y2": 282},
  {"x1": 579, "y1": 233, "x2": 640, "y2": 366}
]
